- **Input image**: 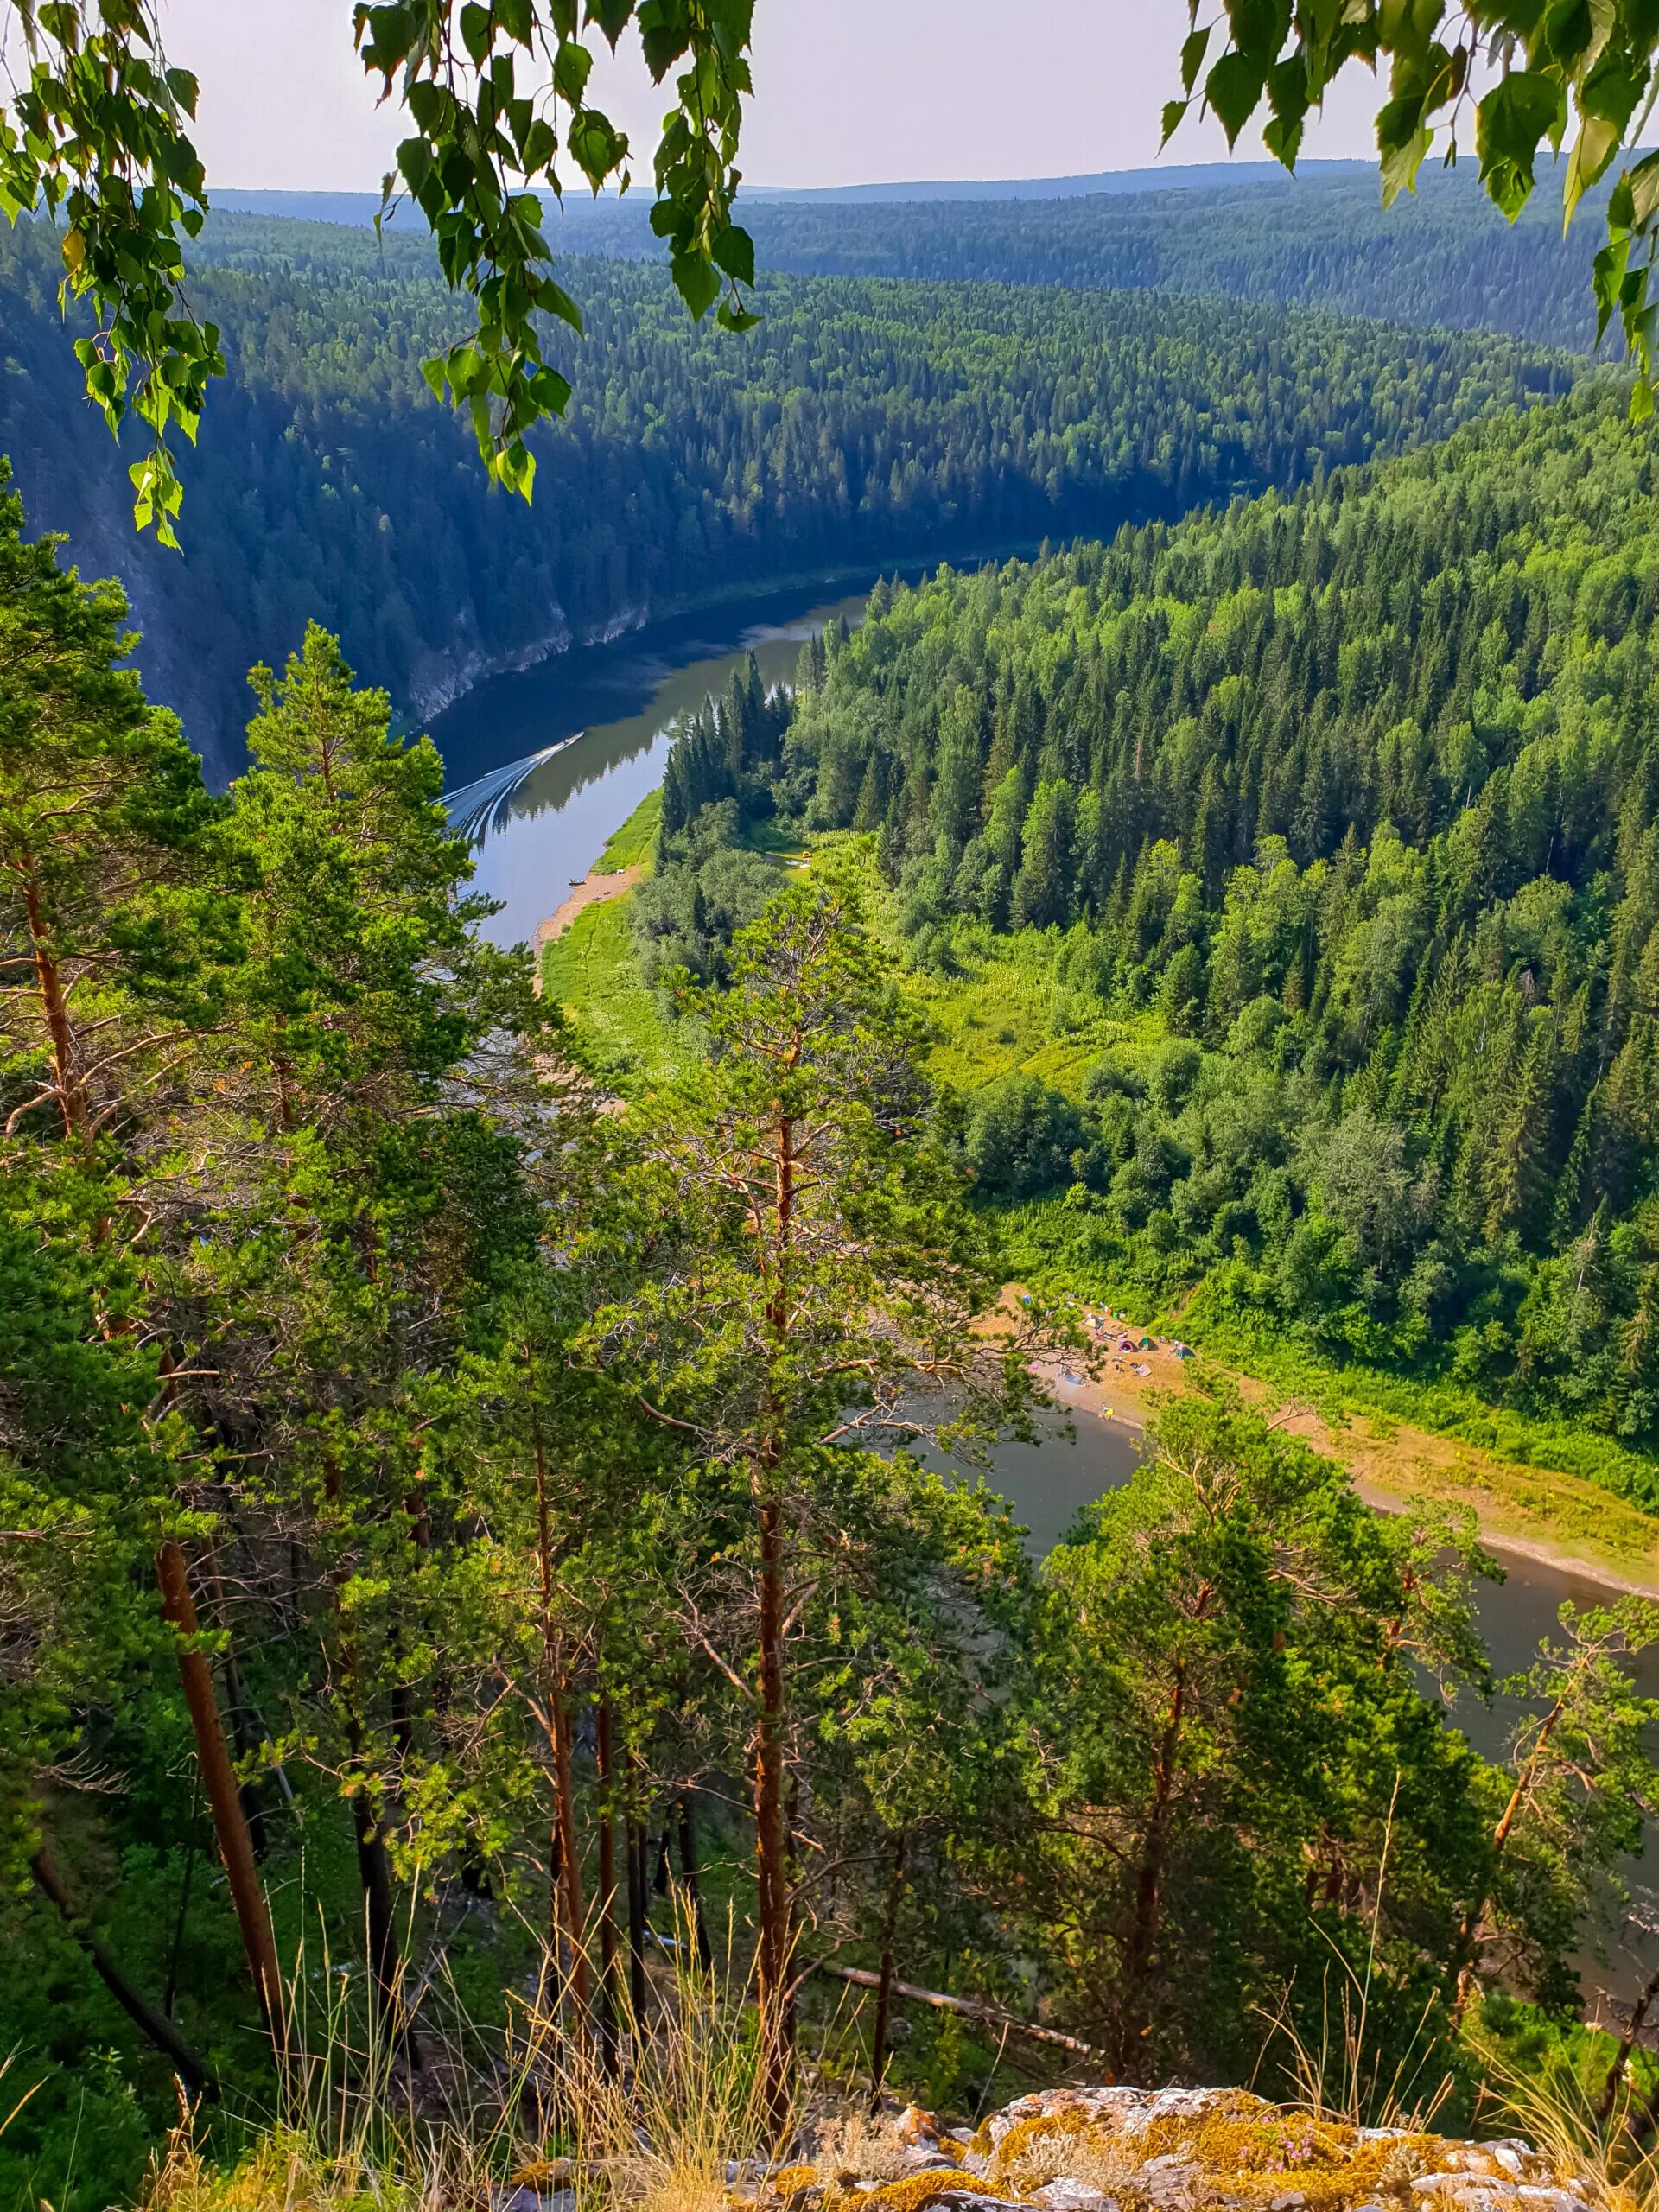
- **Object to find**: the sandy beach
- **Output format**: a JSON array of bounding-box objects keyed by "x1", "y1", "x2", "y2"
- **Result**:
[
  {"x1": 1027, "y1": 1305, "x2": 1659, "y2": 1600},
  {"x1": 535, "y1": 863, "x2": 645, "y2": 957}
]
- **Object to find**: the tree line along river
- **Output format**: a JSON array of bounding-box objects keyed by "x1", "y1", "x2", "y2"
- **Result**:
[{"x1": 434, "y1": 569, "x2": 1659, "y2": 2019}]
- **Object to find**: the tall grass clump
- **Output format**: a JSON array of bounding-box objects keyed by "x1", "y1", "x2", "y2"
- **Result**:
[
  {"x1": 138, "y1": 1896, "x2": 785, "y2": 2212},
  {"x1": 542, "y1": 1904, "x2": 785, "y2": 2212}
]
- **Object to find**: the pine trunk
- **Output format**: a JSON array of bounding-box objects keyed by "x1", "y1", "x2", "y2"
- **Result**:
[
  {"x1": 1451, "y1": 1695, "x2": 1565, "y2": 2024},
  {"x1": 753, "y1": 1095, "x2": 798, "y2": 2139},
  {"x1": 155, "y1": 1540, "x2": 285, "y2": 2051},
  {"x1": 1119, "y1": 1655, "x2": 1186, "y2": 2077},
  {"x1": 754, "y1": 1488, "x2": 791, "y2": 2136},
  {"x1": 1598, "y1": 1961, "x2": 1659, "y2": 2126},
  {"x1": 678, "y1": 1796, "x2": 713, "y2": 1968},
  {"x1": 868, "y1": 1830, "x2": 908, "y2": 2113},
  {"x1": 626, "y1": 1811, "x2": 649, "y2": 2018},
  {"x1": 194, "y1": 1541, "x2": 273, "y2": 1859},
  {"x1": 550, "y1": 1679, "x2": 588, "y2": 2005},
  {"x1": 533, "y1": 1416, "x2": 588, "y2": 2005},
  {"x1": 21, "y1": 855, "x2": 90, "y2": 1154},
  {"x1": 346, "y1": 1765, "x2": 404, "y2": 2047},
  {"x1": 31, "y1": 1841, "x2": 219, "y2": 2100},
  {"x1": 321, "y1": 1465, "x2": 414, "y2": 2063},
  {"x1": 595, "y1": 1695, "x2": 622, "y2": 2074}
]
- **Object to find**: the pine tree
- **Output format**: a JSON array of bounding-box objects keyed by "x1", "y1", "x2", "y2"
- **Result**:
[
  {"x1": 593, "y1": 883, "x2": 1060, "y2": 2128},
  {"x1": 0, "y1": 474, "x2": 289, "y2": 2054},
  {"x1": 216, "y1": 623, "x2": 550, "y2": 2050},
  {"x1": 1011, "y1": 778, "x2": 1075, "y2": 930},
  {"x1": 851, "y1": 751, "x2": 886, "y2": 836}
]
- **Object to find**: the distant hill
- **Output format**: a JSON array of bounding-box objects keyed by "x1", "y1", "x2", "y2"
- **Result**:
[
  {"x1": 734, "y1": 164, "x2": 1617, "y2": 352},
  {"x1": 209, "y1": 161, "x2": 1633, "y2": 359},
  {"x1": 0, "y1": 214, "x2": 1567, "y2": 780},
  {"x1": 741, "y1": 158, "x2": 1375, "y2": 202},
  {"x1": 208, "y1": 188, "x2": 435, "y2": 227},
  {"x1": 211, "y1": 162, "x2": 1375, "y2": 224}
]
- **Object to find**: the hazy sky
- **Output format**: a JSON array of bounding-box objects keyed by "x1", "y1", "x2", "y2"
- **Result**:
[{"x1": 165, "y1": 0, "x2": 1382, "y2": 194}]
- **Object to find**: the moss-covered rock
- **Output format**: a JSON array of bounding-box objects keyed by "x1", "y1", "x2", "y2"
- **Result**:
[{"x1": 830, "y1": 2089, "x2": 1609, "y2": 2212}]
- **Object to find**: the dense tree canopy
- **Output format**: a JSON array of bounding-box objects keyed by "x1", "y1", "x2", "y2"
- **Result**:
[
  {"x1": 12, "y1": 13, "x2": 1659, "y2": 2190},
  {"x1": 0, "y1": 212, "x2": 1573, "y2": 777},
  {"x1": 645, "y1": 166, "x2": 1626, "y2": 353},
  {"x1": 686, "y1": 384, "x2": 1659, "y2": 1464},
  {"x1": 1163, "y1": 0, "x2": 1659, "y2": 416},
  {"x1": 0, "y1": 0, "x2": 756, "y2": 537}
]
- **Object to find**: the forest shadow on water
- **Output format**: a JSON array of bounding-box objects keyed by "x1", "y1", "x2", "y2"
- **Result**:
[{"x1": 441, "y1": 585, "x2": 870, "y2": 948}]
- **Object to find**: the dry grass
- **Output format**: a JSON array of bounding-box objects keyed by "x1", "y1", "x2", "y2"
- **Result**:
[
  {"x1": 1470, "y1": 2025, "x2": 1656, "y2": 2212},
  {"x1": 811, "y1": 2112, "x2": 914, "y2": 2187},
  {"x1": 142, "y1": 1897, "x2": 781, "y2": 2212},
  {"x1": 127, "y1": 1889, "x2": 1659, "y2": 2212},
  {"x1": 536, "y1": 1909, "x2": 782, "y2": 2212},
  {"x1": 149, "y1": 2123, "x2": 437, "y2": 2212}
]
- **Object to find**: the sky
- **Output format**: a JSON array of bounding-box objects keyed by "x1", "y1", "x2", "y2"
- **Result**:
[{"x1": 165, "y1": 0, "x2": 1383, "y2": 194}]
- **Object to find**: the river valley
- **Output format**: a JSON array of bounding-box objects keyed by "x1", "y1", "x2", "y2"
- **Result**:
[
  {"x1": 436, "y1": 570, "x2": 1659, "y2": 2017},
  {"x1": 432, "y1": 581, "x2": 871, "y2": 949}
]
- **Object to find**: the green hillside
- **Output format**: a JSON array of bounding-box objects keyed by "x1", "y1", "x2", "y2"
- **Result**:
[
  {"x1": 645, "y1": 383, "x2": 1659, "y2": 1486},
  {"x1": 550, "y1": 162, "x2": 1634, "y2": 353},
  {"x1": 0, "y1": 214, "x2": 1573, "y2": 776}
]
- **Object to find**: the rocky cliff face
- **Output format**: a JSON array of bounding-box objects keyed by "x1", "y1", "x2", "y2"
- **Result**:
[{"x1": 766, "y1": 2089, "x2": 1600, "y2": 2212}]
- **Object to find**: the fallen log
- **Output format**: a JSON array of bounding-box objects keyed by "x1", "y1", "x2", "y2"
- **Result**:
[{"x1": 816, "y1": 1961, "x2": 1107, "y2": 2064}]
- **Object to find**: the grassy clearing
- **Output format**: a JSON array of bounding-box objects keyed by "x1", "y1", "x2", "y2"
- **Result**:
[
  {"x1": 595, "y1": 786, "x2": 664, "y2": 873},
  {"x1": 540, "y1": 892, "x2": 683, "y2": 1089},
  {"x1": 744, "y1": 815, "x2": 812, "y2": 861},
  {"x1": 915, "y1": 963, "x2": 1143, "y2": 1097},
  {"x1": 909, "y1": 936, "x2": 1103, "y2": 1096},
  {"x1": 545, "y1": 799, "x2": 807, "y2": 1093},
  {"x1": 815, "y1": 836, "x2": 1157, "y2": 1100}
]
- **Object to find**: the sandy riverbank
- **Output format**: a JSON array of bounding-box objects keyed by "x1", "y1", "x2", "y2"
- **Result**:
[
  {"x1": 1027, "y1": 1309, "x2": 1659, "y2": 1600},
  {"x1": 534, "y1": 864, "x2": 644, "y2": 964}
]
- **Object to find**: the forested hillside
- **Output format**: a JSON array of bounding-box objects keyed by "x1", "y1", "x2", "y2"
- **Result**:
[
  {"x1": 8, "y1": 478, "x2": 1656, "y2": 2212},
  {"x1": 0, "y1": 214, "x2": 1570, "y2": 776},
  {"x1": 671, "y1": 385, "x2": 1659, "y2": 1465},
  {"x1": 25, "y1": 5, "x2": 1659, "y2": 2208},
  {"x1": 550, "y1": 166, "x2": 1625, "y2": 353}
]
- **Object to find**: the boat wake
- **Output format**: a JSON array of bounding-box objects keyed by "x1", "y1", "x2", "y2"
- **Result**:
[{"x1": 441, "y1": 735, "x2": 582, "y2": 842}]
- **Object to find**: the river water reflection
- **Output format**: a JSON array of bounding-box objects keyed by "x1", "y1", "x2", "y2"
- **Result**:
[{"x1": 430, "y1": 580, "x2": 886, "y2": 948}]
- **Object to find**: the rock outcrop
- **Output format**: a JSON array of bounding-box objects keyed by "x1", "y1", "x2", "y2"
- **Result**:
[{"x1": 760, "y1": 2089, "x2": 1604, "y2": 2212}]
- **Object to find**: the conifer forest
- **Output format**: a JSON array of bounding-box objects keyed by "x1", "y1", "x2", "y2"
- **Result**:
[{"x1": 18, "y1": 10, "x2": 1659, "y2": 2212}]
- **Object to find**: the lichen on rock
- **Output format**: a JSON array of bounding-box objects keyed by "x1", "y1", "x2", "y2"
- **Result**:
[{"x1": 805, "y1": 2089, "x2": 1607, "y2": 2212}]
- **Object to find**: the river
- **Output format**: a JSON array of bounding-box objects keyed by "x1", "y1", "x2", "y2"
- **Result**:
[
  {"x1": 435, "y1": 571, "x2": 1659, "y2": 2017},
  {"x1": 431, "y1": 573, "x2": 918, "y2": 949},
  {"x1": 951, "y1": 1399, "x2": 1659, "y2": 1694}
]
